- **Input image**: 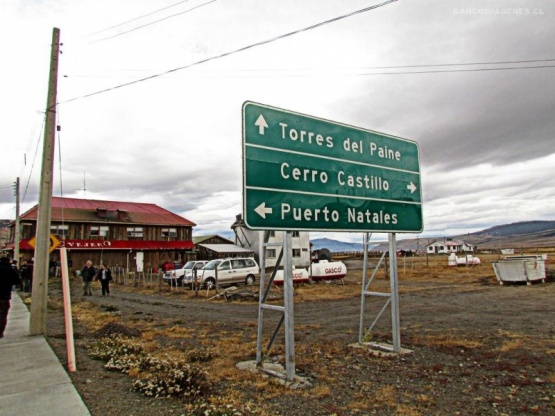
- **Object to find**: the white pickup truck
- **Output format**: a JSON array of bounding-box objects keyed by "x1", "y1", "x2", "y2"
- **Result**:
[{"x1": 163, "y1": 260, "x2": 208, "y2": 286}]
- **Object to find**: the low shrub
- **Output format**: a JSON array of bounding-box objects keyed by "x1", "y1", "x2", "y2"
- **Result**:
[{"x1": 87, "y1": 335, "x2": 211, "y2": 402}]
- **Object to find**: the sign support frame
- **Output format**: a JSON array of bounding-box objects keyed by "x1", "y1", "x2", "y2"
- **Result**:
[
  {"x1": 245, "y1": 102, "x2": 419, "y2": 379},
  {"x1": 358, "y1": 232, "x2": 402, "y2": 352},
  {"x1": 255, "y1": 231, "x2": 296, "y2": 381}
]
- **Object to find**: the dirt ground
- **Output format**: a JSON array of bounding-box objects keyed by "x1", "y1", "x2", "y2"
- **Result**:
[{"x1": 36, "y1": 253, "x2": 555, "y2": 415}]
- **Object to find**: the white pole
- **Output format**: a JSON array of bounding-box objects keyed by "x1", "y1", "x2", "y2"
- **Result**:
[{"x1": 60, "y1": 247, "x2": 76, "y2": 371}]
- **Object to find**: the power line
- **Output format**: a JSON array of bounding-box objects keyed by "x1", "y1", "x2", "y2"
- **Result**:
[
  {"x1": 61, "y1": 0, "x2": 399, "y2": 104},
  {"x1": 63, "y1": 58, "x2": 555, "y2": 79},
  {"x1": 0, "y1": 184, "x2": 15, "y2": 191},
  {"x1": 22, "y1": 116, "x2": 45, "y2": 204},
  {"x1": 92, "y1": 0, "x2": 218, "y2": 43},
  {"x1": 358, "y1": 64, "x2": 555, "y2": 76},
  {"x1": 360, "y1": 58, "x2": 555, "y2": 70},
  {"x1": 88, "y1": 0, "x2": 197, "y2": 36}
]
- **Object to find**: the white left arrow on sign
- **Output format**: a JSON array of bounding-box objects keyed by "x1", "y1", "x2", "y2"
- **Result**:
[
  {"x1": 255, "y1": 114, "x2": 268, "y2": 135},
  {"x1": 255, "y1": 202, "x2": 273, "y2": 218}
]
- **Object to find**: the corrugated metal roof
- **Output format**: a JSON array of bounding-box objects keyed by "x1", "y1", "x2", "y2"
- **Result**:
[
  {"x1": 193, "y1": 235, "x2": 234, "y2": 244},
  {"x1": 20, "y1": 197, "x2": 195, "y2": 226},
  {"x1": 198, "y1": 244, "x2": 254, "y2": 254}
]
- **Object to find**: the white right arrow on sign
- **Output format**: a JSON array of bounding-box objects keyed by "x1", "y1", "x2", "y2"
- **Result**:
[{"x1": 407, "y1": 182, "x2": 417, "y2": 194}]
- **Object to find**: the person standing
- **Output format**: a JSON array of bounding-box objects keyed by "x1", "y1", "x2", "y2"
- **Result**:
[
  {"x1": 0, "y1": 257, "x2": 21, "y2": 338},
  {"x1": 81, "y1": 260, "x2": 96, "y2": 296},
  {"x1": 96, "y1": 263, "x2": 112, "y2": 296},
  {"x1": 10, "y1": 259, "x2": 19, "y2": 291},
  {"x1": 20, "y1": 260, "x2": 34, "y2": 292}
]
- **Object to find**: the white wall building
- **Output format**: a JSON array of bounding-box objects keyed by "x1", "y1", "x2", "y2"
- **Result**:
[{"x1": 231, "y1": 215, "x2": 311, "y2": 268}]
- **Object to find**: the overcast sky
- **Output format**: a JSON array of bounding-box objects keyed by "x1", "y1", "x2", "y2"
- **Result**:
[{"x1": 1, "y1": 0, "x2": 554, "y2": 244}]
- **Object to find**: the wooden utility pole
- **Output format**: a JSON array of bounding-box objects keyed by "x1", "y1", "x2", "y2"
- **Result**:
[{"x1": 30, "y1": 27, "x2": 60, "y2": 335}]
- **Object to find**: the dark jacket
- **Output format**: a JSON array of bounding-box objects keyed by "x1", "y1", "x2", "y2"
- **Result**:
[
  {"x1": 21, "y1": 263, "x2": 34, "y2": 280},
  {"x1": 96, "y1": 268, "x2": 112, "y2": 281},
  {"x1": 81, "y1": 265, "x2": 96, "y2": 282},
  {"x1": 0, "y1": 262, "x2": 21, "y2": 300}
]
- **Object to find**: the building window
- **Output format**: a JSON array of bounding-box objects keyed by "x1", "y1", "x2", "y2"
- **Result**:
[
  {"x1": 50, "y1": 224, "x2": 69, "y2": 237},
  {"x1": 161, "y1": 228, "x2": 177, "y2": 239},
  {"x1": 292, "y1": 249, "x2": 301, "y2": 258},
  {"x1": 266, "y1": 249, "x2": 276, "y2": 259},
  {"x1": 269, "y1": 231, "x2": 275, "y2": 238},
  {"x1": 292, "y1": 231, "x2": 300, "y2": 237},
  {"x1": 90, "y1": 226, "x2": 109, "y2": 238},
  {"x1": 127, "y1": 227, "x2": 143, "y2": 238},
  {"x1": 21, "y1": 223, "x2": 34, "y2": 239}
]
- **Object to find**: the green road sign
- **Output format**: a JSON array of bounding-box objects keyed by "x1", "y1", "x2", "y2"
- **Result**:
[{"x1": 242, "y1": 101, "x2": 423, "y2": 232}]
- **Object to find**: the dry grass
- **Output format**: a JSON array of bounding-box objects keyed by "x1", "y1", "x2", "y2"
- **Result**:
[
  {"x1": 496, "y1": 329, "x2": 555, "y2": 353},
  {"x1": 372, "y1": 385, "x2": 397, "y2": 407},
  {"x1": 72, "y1": 300, "x2": 120, "y2": 332},
  {"x1": 64, "y1": 249, "x2": 555, "y2": 415},
  {"x1": 110, "y1": 250, "x2": 555, "y2": 305},
  {"x1": 411, "y1": 330, "x2": 485, "y2": 349},
  {"x1": 394, "y1": 405, "x2": 425, "y2": 416}
]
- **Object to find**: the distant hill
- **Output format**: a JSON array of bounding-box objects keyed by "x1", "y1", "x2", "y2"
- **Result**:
[
  {"x1": 474, "y1": 221, "x2": 555, "y2": 237},
  {"x1": 310, "y1": 237, "x2": 366, "y2": 253},
  {"x1": 371, "y1": 220, "x2": 555, "y2": 251},
  {"x1": 465, "y1": 220, "x2": 555, "y2": 249},
  {"x1": 324, "y1": 220, "x2": 555, "y2": 253}
]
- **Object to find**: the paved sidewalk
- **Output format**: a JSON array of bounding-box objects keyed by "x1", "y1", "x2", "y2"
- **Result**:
[{"x1": 0, "y1": 293, "x2": 90, "y2": 416}]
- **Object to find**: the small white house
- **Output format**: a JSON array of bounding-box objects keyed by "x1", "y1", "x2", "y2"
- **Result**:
[{"x1": 426, "y1": 239, "x2": 475, "y2": 255}]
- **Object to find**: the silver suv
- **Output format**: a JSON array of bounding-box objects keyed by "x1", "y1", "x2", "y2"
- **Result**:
[{"x1": 199, "y1": 257, "x2": 260, "y2": 289}]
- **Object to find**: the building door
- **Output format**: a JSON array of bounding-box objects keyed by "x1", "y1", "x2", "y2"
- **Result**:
[{"x1": 135, "y1": 252, "x2": 144, "y2": 272}]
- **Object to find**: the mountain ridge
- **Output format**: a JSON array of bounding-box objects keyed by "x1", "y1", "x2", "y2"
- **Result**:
[
  {"x1": 310, "y1": 237, "x2": 365, "y2": 253},
  {"x1": 311, "y1": 220, "x2": 555, "y2": 252}
]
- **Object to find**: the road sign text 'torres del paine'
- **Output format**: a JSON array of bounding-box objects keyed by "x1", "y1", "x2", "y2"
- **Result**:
[{"x1": 242, "y1": 101, "x2": 423, "y2": 232}]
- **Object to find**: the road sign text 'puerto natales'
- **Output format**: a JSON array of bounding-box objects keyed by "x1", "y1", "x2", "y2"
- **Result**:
[{"x1": 242, "y1": 101, "x2": 423, "y2": 232}]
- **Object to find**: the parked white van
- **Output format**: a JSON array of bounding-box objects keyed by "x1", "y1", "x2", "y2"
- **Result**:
[
  {"x1": 199, "y1": 257, "x2": 260, "y2": 289},
  {"x1": 163, "y1": 260, "x2": 208, "y2": 286}
]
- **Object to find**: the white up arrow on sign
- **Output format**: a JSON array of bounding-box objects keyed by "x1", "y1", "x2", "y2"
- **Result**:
[
  {"x1": 255, "y1": 114, "x2": 268, "y2": 135},
  {"x1": 255, "y1": 202, "x2": 273, "y2": 218}
]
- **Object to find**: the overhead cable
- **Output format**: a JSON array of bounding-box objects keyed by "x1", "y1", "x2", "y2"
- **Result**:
[
  {"x1": 359, "y1": 64, "x2": 555, "y2": 76},
  {"x1": 361, "y1": 58, "x2": 555, "y2": 70},
  {"x1": 91, "y1": 0, "x2": 218, "y2": 43},
  {"x1": 61, "y1": 0, "x2": 399, "y2": 104},
  {"x1": 64, "y1": 58, "x2": 555, "y2": 80},
  {"x1": 88, "y1": 0, "x2": 197, "y2": 36},
  {"x1": 22, "y1": 116, "x2": 45, "y2": 204}
]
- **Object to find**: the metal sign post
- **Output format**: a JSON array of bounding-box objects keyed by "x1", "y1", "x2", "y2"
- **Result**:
[
  {"x1": 389, "y1": 233, "x2": 401, "y2": 351},
  {"x1": 282, "y1": 232, "x2": 295, "y2": 380},
  {"x1": 255, "y1": 231, "x2": 295, "y2": 381},
  {"x1": 359, "y1": 232, "x2": 401, "y2": 352}
]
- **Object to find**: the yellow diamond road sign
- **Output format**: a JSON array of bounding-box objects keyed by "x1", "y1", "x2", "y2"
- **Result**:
[{"x1": 28, "y1": 234, "x2": 61, "y2": 253}]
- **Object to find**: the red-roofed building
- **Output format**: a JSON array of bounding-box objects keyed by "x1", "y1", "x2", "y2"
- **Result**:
[{"x1": 6, "y1": 197, "x2": 196, "y2": 271}]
